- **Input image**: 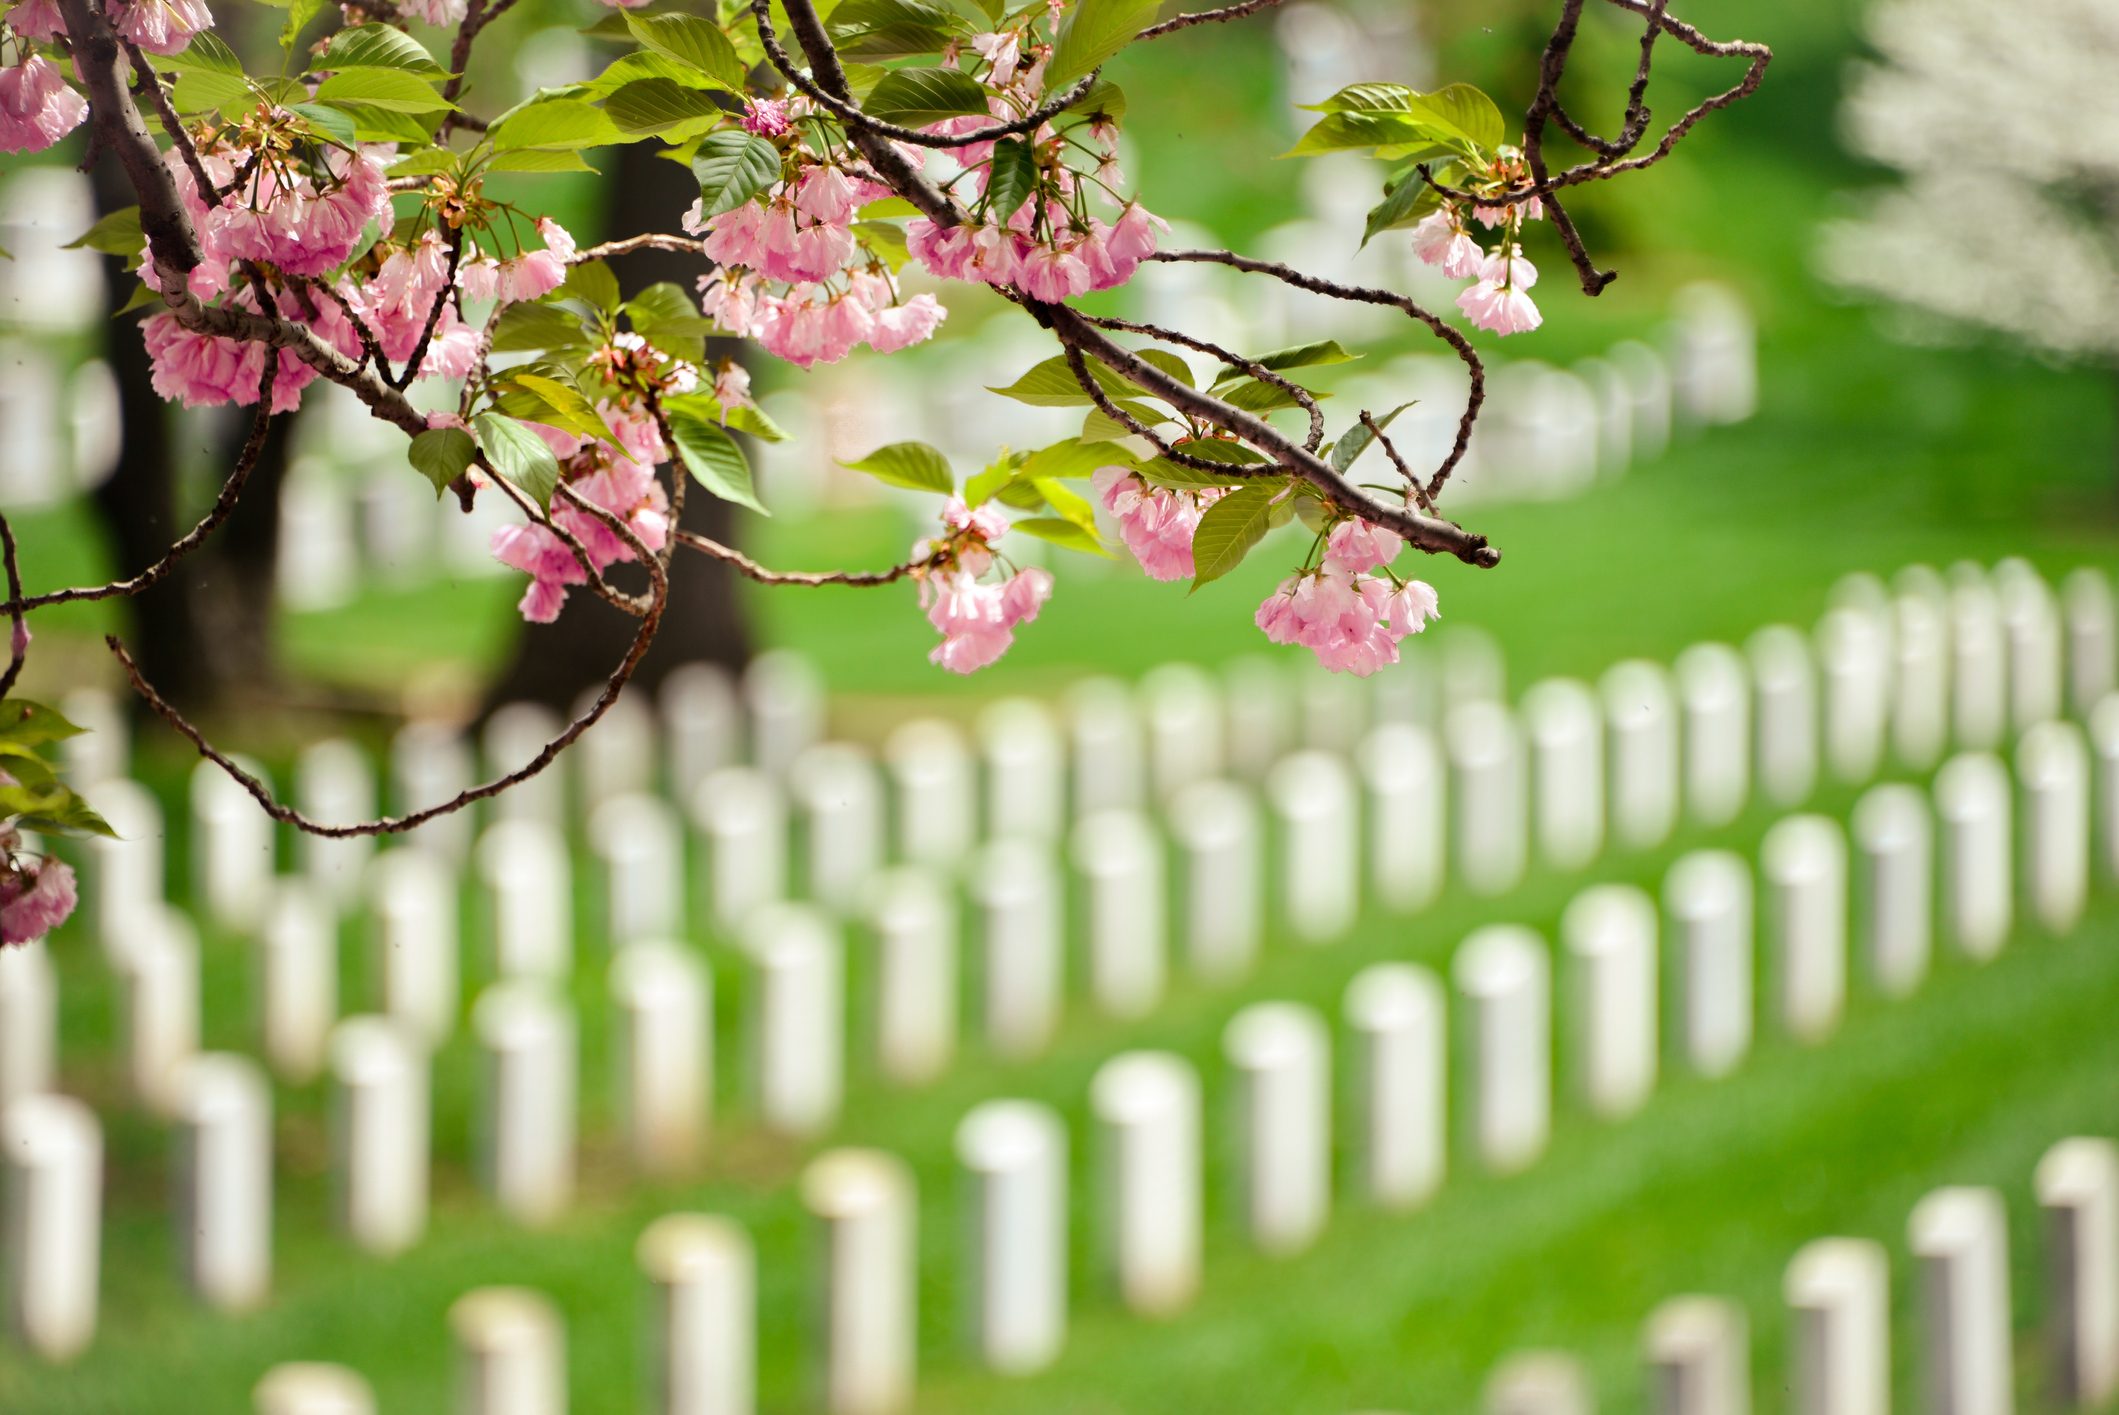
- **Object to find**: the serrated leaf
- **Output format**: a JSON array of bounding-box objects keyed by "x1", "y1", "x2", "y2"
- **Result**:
[
  {"x1": 408, "y1": 426, "x2": 476, "y2": 497},
  {"x1": 984, "y1": 137, "x2": 1037, "y2": 223},
  {"x1": 316, "y1": 23, "x2": 447, "y2": 75},
  {"x1": 722, "y1": 403, "x2": 787, "y2": 443},
  {"x1": 1409, "y1": 83, "x2": 1506, "y2": 154},
  {"x1": 1081, "y1": 400, "x2": 1168, "y2": 441},
  {"x1": 65, "y1": 207, "x2": 144, "y2": 258},
  {"x1": 1024, "y1": 438, "x2": 1130, "y2": 482},
  {"x1": 505, "y1": 373, "x2": 623, "y2": 449},
  {"x1": 489, "y1": 98, "x2": 625, "y2": 151},
  {"x1": 171, "y1": 68, "x2": 254, "y2": 114},
  {"x1": 1133, "y1": 348, "x2": 1194, "y2": 388},
  {"x1": 989, "y1": 354, "x2": 1136, "y2": 408},
  {"x1": 1031, "y1": 476, "x2": 1097, "y2": 532},
  {"x1": 668, "y1": 410, "x2": 769, "y2": 514},
  {"x1": 862, "y1": 66, "x2": 991, "y2": 126},
  {"x1": 1211, "y1": 339, "x2": 1358, "y2": 386},
  {"x1": 166, "y1": 32, "x2": 244, "y2": 73},
  {"x1": 1218, "y1": 377, "x2": 1329, "y2": 414},
  {"x1": 1189, "y1": 483, "x2": 1283, "y2": 590},
  {"x1": 840, "y1": 441, "x2": 953, "y2": 494},
  {"x1": 1058, "y1": 79, "x2": 1126, "y2": 128},
  {"x1": 0, "y1": 700, "x2": 85, "y2": 749},
  {"x1": 1299, "y1": 82, "x2": 1419, "y2": 114},
  {"x1": 387, "y1": 147, "x2": 456, "y2": 178},
  {"x1": 625, "y1": 282, "x2": 717, "y2": 338},
  {"x1": 324, "y1": 102, "x2": 440, "y2": 143},
  {"x1": 1327, "y1": 402, "x2": 1415, "y2": 474},
  {"x1": 1047, "y1": 0, "x2": 1160, "y2": 90},
  {"x1": 314, "y1": 67, "x2": 453, "y2": 112},
  {"x1": 857, "y1": 196, "x2": 922, "y2": 219},
  {"x1": 691, "y1": 129, "x2": 783, "y2": 221},
  {"x1": 1012, "y1": 516, "x2": 1109, "y2": 557},
  {"x1": 851, "y1": 219, "x2": 909, "y2": 271},
  {"x1": 486, "y1": 148, "x2": 601, "y2": 174},
  {"x1": 1282, "y1": 109, "x2": 1446, "y2": 159},
  {"x1": 604, "y1": 78, "x2": 730, "y2": 140},
  {"x1": 1136, "y1": 437, "x2": 1265, "y2": 489},
  {"x1": 624, "y1": 11, "x2": 746, "y2": 89},
  {"x1": 964, "y1": 453, "x2": 1028, "y2": 507},
  {"x1": 484, "y1": 302, "x2": 587, "y2": 356},
  {"x1": 288, "y1": 101, "x2": 361, "y2": 147},
  {"x1": 1361, "y1": 167, "x2": 1443, "y2": 246},
  {"x1": 561, "y1": 260, "x2": 621, "y2": 313},
  {"x1": 474, "y1": 413, "x2": 562, "y2": 508}
]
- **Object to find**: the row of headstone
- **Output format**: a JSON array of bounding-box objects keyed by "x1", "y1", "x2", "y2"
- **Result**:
[{"x1": 1471, "y1": 1134, "x2": 2119, "y2": 1415}]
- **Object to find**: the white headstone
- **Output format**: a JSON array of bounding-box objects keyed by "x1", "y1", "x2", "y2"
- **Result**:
[
  {"x1": 1935, "y1": 754, "x2": 2012, "y2": 960},
  {"x1": 2063, "y1": 570, "x2": 2116, "y2": 720},
  {"x1": 573, "y1": 685, "x2": 657, "y2": 812},
  {"x1": 966, "y1": 840, "x2": 1063, "y2": 1059},
  {"x1": 1561, "y1": 885, "x2": 1658, "y2": 1119},
  {"x1": 1818, "y1": 608, "x2": 1890, "y2": 785},
  {"x1": 1299, "y1": 665, "x2": 1371, "y2": 754},
  {"x1": 1360, "y1": 723, "x2": 1445, "y2": 913},
  {"x1": 1454, "y1": 925, "x2": 1551, "y2": 1173},
  {"x1": 1762, "y1": 816, "x2": 1847, "y2": 1043},
  {"x1": 638, "y1": 1213, "x2": 755, "y2": 1415},
  {"x1": 255, "y1": 881, "x2": 339, "y2": 1083},
  {"x1": 473, "y1": 982, "x2": 577, "y2": 1226},
  {"x1": 1447, "y1": 702, "x2": 1528, "y2": 897},
  {"x1": 865, "y1": 867, "x2": 958, "y2": 1086},
  {"x1": 611, "y1": 940, "x2": 711, "y2": 1176},
  {"x1": 1141, "y1": 664, "x2": 1225, "y2": 801},
  {"x1": 368, "y1": 848, "x2": 460, "y2": 1045},
  {"x1": 1524, "y1": 680, "x2": 1605, "y2": 871},
  {"x1": 802, "y1": 1149, "x2": 918, "y2": 1415},
  {"x1": 662, "y1": 663, "x2": 741, "y2": 806},
  {"x1": 1893, "y1": 593, "x2": 1951, "y2": 771},
  {"x1": 253, "y1": 1363, "x2": 377, "y2": 1415},
  {"x1": 391, "y1": 720, "x2": 475, "y2": 865},
  {"x1": 1669, "y1": 282, "x2": 1757, "y2": 426},
  {"x1": 1223, "y1": 657, "x2": 1295, "y2": 780},
  {"x1": 977, "y1": 698, "x2": 1064, "y2": 845},
  {"x1": 791, "y1": 745, "x2": 886, "y2": 913},
  {"x1": 1068, "y1": 678, "x2": 1145, "y2": 818},
  {"x1": 1785, "y1": 1238, "x2": 1890, "y2": 1415},
  {"x1": 742, "y1": 652, "x2": 825, "y2": 778},
  {"x1": 1224, "y1": 1002, "x2": 1331, "y2": 1256},
  {"x1": 329, "y1": 1016, "x2": 430, "y2": 1257},
  {"x1": 741, "y1": 905, "x2": 843, "y2": 1137},
  {"x1": 1487, "y1": 1351, "x2": 1594, "y2": 1415},
  {"x1": 172, "y1": 1053, "x2": 273, "y2": 1311},
  {"x1": 119, "y1": 906, "x2": 200, "y2": 1117},
  {"x1": 0, "y1": 939, "x2": 55, "y2": 1108},
  {"x1": 1442, "y1": 627, "x2": 1509, "y2": 715},
  {"x1": 86, "y1": 777, "x2": 164, "y2": 961},
  {"x1": 1676, "y1": 644, "x2": 1750, "y2": 828},
  {"x1": 1998, "y1": 567, "x2": 2063, "y2": 735},
  {"x1": 1909, "y1": 1186, "x2": 2014, "y2": 1415},
  {"x1": 1750, "y1": 626, "x2": 1819, "y2": 807},
  {"x1": 57, "y1": 688, "x2": 126, "y2": 790},
  {"x1": 1168, "y1": 781, "x2": 1262, "y2": 982},
  {"x1": 296, "y1": 740, "x2": 376, "y2": 910},
  {"x1": 886, "y1": 720, "x2": 976, "y2": 869},
  {"x1": 2036, "y1": 1137, "x2": 2119, "y2": 1408},
  {"x1": 2019, "y1": 722, "x2": 2090, "y2": 934},
  {"x1": 190, "y1": 759, "x2": 276, "y2": 934},
  {"x1": 1949, "y1": 584, "x2": 2007, "y2": 753},
  {"x1": 1603, "y1": 661, "x2": 1679, "y2": 851},
  {"x1": 482, "y1": 702, "x2": 566, "y2": 828},
  {"x1": 2096, "y1": 696, "x2": 2119, "y2": 886},
  {"x1": 590, "y1": 793, "x2": 684, "y2": 947},
  {"x1": 956, "y1": 1100, "x2": 1068, "y2": 1373},
  {"x1": 694, "y1": 767, "x2": 788, "y2": 933},
  {"x1": 1646, "y1": 1296, "x2": 1750, "y2": 1415},
  {"x1": 1090, "y1": 1051, "x2": 1201, "y2": 1316},
  {"x1": 1664, "y1": 852, "x2": 1754, "y2": 1077},
  {"x1": 1607, "y1": 338, "x2": 1674, "y2": 462},
  {"x1": 1071, "y1": 811, "x2": 1170, "y2": 1019},
  {"x1": 1267, "y1": 750, "x2": 1359, "y2": 943},
  {"x1": 476, "y1": 819, "x2": 573, "y2": 981},
  {"x1": 450, "y1": 1287, "x2": 565, "y2": 1415},
  {"x1": 1852, "y1": 784, "x2": 1932, "y2": 998},
  {"x1": 1, "y1": 1093, "x2": 101, "y2": 1361},
  {"x1": 1344, "y1": 963, "x2": 1446, "y2": 1210}
]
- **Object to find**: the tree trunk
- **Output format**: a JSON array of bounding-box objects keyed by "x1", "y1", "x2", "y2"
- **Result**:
[{"x1": 484, "y1": 141, "x2": 753, "y2": 713}]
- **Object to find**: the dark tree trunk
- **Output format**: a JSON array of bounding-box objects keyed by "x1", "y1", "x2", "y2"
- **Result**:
[{"x1": 484, "y1": 141, "x2": 753, "y2": 712}]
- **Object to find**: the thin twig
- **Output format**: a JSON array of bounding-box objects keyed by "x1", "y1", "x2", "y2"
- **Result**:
[
  {"x1": 672, "y1": 530, "x2": 927, "y2": 586},
  {"x1": 1135, "y1": 0, "x2": 1285, "y2": 41},
  {"x1": 0, "y1": 516, "x2": 27, "y2": 701}
]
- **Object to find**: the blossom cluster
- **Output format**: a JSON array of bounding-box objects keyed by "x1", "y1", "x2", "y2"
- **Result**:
[
  {"x1": 488, "y1": 400, "x2": 672, "y2": 623},
  {"x1": 911, "y1": 497, "x2": 1053, "y2": 673},
  {"x1": 1255, "y1": 519, "x2": 1441, "y2": 676},
  {"x1": 1410, "y1": 201, "x2": 1544, "y2": 336},
  {"x1": 1090, "y1": 464, "x2": 1228, "y2": 581},
  {"x1": 0, "y1": 830, "x2": 76, "y2": 947}
]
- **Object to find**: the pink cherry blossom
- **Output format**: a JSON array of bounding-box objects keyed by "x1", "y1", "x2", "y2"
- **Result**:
[
  {"x1": 1254, "y1": 564, "x2": 1441, "y2": 677},
  {"x1": 907, "y1": 217, "x2": 979, "y2": 280},
  {"x1": 0, "y1": 55, "x2": 87, "y2": 154},
  {"x1": 1456, "y1": 279, "x2": 1542, "y2": 335},
  {"x1": 1324, "y1": 518, "x2": 1402, "y2": 574},
  {"x1": 941, "y1": 494, "x2": 1010, "y2": 544},
  {"x1": 1106, "y1": 202, "x2": 1167, "y2": 266},
  {"x1": 0, "y1": 854, "x2": 76, "y2": 946},
  {"x1": 969, "y1": 31, "x2": 1021, "y2": 84},
  {"x1": 794, "y1": 164, "x2": 860, "y2": 226},
  {"x1": 6, "y1": 0, "x2": 67, "y2": 42},
  {"x1": 1382, "y1": 578, "x2": 1441, "y2": 637},
  {"x1": 1409, "y1": 210, "x2": 1483, "y2": 280},
  {"x1": 111, "y1": 0, "x2": 213, "y2": 54},
  {"x1": 490, "y1": 523, "x2": 587, "y2": 623},
  {"x1": 743, "y1": 97, "x2": 793, "y2": 138},
  {"x1": 396, "y1": 0, "x2": 466, "y2": 23},
  {"x1": 713, "y1": 360, "x2": 752, "y2": 410},
  {"x1": 496, "y1": 217, "x2": 574, "y2": 304},
  {"x1": 919, "y1": 563, "x2": 1050, "y2": 674},
  {"x1": 1091, "y1": 465, "x2": 1226, "y2": 581},
  {"x1": 869, "y1": 293, "x2": 945, "y2": 353},
  {"x1": 1477, "y1": 243, "x2": 1538, "y2": 289},
  {"x1": 141, "y1": 311, "x2": 267, "y2": 408},
  {"x1": 1473, "y1": 196, "x2": 1544, "y2": 227},
  {"x1": 1016, "y1": 240, "x2": 1093, "y2": 302}
]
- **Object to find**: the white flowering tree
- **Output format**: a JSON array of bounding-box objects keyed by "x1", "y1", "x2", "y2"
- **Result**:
[
  {"x1": 0, "y1": 0, "x2": 1766, "y2": 941},
  {"x1": 1823, "y1": 0, "x2": 2119, "y2": 368}
]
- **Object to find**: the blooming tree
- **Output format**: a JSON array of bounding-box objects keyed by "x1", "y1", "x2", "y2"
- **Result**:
[{"x1": 0, "y1": 0, "x2": 1767, "y2": 937}]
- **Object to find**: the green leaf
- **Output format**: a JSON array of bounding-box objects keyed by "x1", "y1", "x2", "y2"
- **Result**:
[
  {"x1": 314, "y1": 68, "x2": 453, "y2": 113},
  {"x1": 1361, "y1": 166, "x2": 1443, "y2": 246},
  {"x1": 625, "y1": 282, "x2": 718, "y2": 338},
  {"x1": 1282, "y1": 109, "x2": 1449, "y2": 159},
  {"x1": 166, "y1": 32, "x2": 244, "y2": 73},
  {"x1": 1299, "y1": 82, "x2": 1419, "y2": 114},
  {"x1": 1031, "y1": 476, "x2": 1098, "y2": 532},
  {"x1": 561, "y1": 260, "x2": 621, "y2": 314},
  {"x1": 827, "y1": 0, "x2": 964, "y2": 57},
  {"x1": 839, "y1": 441, "x2": 954, "y2": 494},
  {"x1": 1218, "y1": 377, "x2": 1328, "y2": 413},
  {"x1": 572, "y1": 49, "x2": 729, "y2": 98},
  {"x1": 288, "y1": 101, "x2": 361, "y2": 147},
  {"x1": 280, "y1": 0, "x2": 330, "y2": 56},
  {"x1": 1012, "y1": 516, "x2": 1109, "y2": 557},
  {"x1": 1081, "y1": 400, "x2": 1168, "y2": 440},
  {"x1": 408, "y1": 427, "x2": 476, "y2": 497},
  {"x1": 663, "y1": 391, "x2": 788, "y2": 443},
  {"x1": 1409, "y1": 83, "x2": 1506, "y2": 153},
  {"x1": 170, "y1": 68, "x2": 254, "y2": 114},
  {"x1": 862, "y1": 66, "x2": 992, "y2": 126},
  {"x1": 316, "y1": 23, "x2": 447, "y2": 74},
  {"x1": 486, "y1": 148, "x2": 601, "y2": 174},
  {"x1": 857, "y1": 196, "x2": 923, "y2": 220},
  {"x1": 1189, "y1": 483, "x2": 1283, "y2": 590},
  {"x1": 474, "y1": 413, "x2": 562, "y2": 508},
  {"x1": 1137, "y1": 437, "x2": 1265, "y2": 489},
  {"x1": 1022, "y1": 437, "x2": 1129, "y2": 481},
  {"x1": 852, "y1": 220, "x2": 910, "y2": 271},
  {"x1": 65, "y1": 207, "x2": 144, "y2": 258},
  {"x1": 964, "y1": 452, "x2": 1028, "y2": 507},
  {"x1": 603, "y1": 78, "x2": 730, "y2": 141},
  {"x1": 624, "y1": 11, "x2": 746, "y2": 89},
  {"x1": 1134, "y1": 348, "x2": 1194, "y2": 388},
  {"x1": 0, "y1": 700, "x2": 85, "y2": 749},
  {"x1": 325, "y1": 103, "x2": 441, "y2": 144},
  {"x1": 691, "y1": 130, "x2": 784, "y2": 222},
  {"x1": 1297, "y1": 82, "x2": 1504, "y2": 152},
  {"x1": 989, "y1": 354, "x2": 1136, "y2": 408},
  {"x1": 4, "y1": 780, "x2": 115, "y2": 839},
  {"x1": 504, "y1": 373, "x2": 623, "y2": 449},
  {"x1": 1058, "y1": 79, "x2": 1127, "y2": 128},
  {"x1": 1211, "y1": 339, "x2": 1358, "y2": 386},
  {"x1": 1328, "y1": 402, "x2": 1414, "y2": 474},
  {"x1": 489, "y1": 98, "x2": 625, "y2": 152},
  {"x1": 984, "y1": 137, "x2": 1037, "y2": 223},
  {"x1": 668, "y1": 410, "x2": 769, "y2": 514},
  {"x1": 1047, "y1": 0, "x2": 1161, "y2": 90}
]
